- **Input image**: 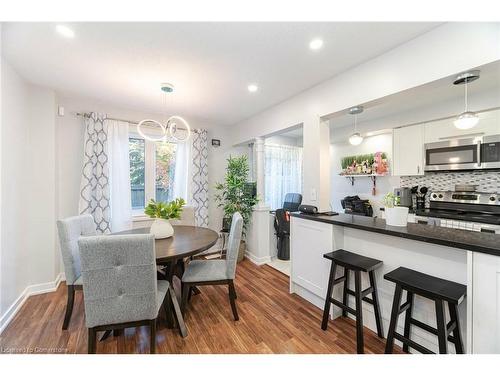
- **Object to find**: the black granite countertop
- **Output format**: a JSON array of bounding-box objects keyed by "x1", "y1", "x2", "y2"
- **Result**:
[{"x1": 290, "y1": 212, "x2": 500, "y2": 257}]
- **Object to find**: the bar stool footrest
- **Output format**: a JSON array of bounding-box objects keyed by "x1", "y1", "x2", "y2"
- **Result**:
[{"x1": 393, "y1": 332, "x2": 434, "y2": 354}]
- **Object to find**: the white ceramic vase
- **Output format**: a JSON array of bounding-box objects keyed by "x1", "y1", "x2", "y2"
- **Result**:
[
  {"x1": 150, "y1": 218, "x2": 174, "y2": 239},
  {"x1": 384, "y1": 206, "x2": 409, "y2": 227}
]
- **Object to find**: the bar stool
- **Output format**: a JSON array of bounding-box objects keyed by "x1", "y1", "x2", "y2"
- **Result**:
[
  {"x1": 321, "y1": 249, "x2": 384, "y2": 354},
  {"x1": 384, "y1": 267, "x2": 466, "y2": 354}
]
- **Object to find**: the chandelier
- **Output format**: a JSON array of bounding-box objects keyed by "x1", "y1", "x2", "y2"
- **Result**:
[{"x1": 137, "y1": 83, "x2": 191, "y2": 142}]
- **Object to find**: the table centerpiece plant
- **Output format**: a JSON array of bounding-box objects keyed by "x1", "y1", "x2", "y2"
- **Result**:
[{"x1": 144, "y1": 198, "x2": 186, "y2": 239}]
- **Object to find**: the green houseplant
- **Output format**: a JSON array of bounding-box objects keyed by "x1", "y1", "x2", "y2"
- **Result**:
[
  {"x1": 215, "y1": 155, "x2": 258, "y2": 261},
  {"x1": 144, "y1": 198, "x2": 186, "y2": 238}
]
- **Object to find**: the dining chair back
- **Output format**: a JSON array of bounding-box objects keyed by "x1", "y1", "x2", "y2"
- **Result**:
[
  {"x1": 57, "y1": 214, "x2": 96, "y2": 285},
  {"x1": 56, "y1": 214, "x2": 96, "y2": 330},
  {"x1": 78, "y1": 234, "x2": 158, "y2": 328},
  {"x1": 225, "y1": 212, "x2": 244, "y2": 280}
]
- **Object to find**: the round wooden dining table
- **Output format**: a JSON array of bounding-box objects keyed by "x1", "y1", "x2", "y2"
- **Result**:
[{"x1": 112, "y1": 225, "x2": 219, "y2": 338}]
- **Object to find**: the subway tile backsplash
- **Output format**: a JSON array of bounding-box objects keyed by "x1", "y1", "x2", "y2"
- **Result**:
[{"x1": 400, "y1": 171, "x2": 500, "y2": 193}]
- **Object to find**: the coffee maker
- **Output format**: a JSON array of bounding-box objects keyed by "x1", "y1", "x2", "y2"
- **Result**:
[{"x1": 394, "y1": 187, "x2": 412, "y2": 207}]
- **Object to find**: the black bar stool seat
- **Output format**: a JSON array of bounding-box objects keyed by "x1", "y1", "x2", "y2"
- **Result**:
[
  {"x1": 384, "y1": 267, "x2": 466, "y2": 354},
  {"x1": 321, "y1": 249, "x2": 384, "y2": 354}
]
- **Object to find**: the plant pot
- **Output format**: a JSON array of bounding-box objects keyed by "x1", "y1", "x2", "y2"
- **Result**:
[
  {"x1": 237, "y1": 240, "x2": 246, "y2": 263},
  {"x1": 384, "y1": 206, "x2": 409, "y2": 227},
  {"x1": 150, "y1": 218, "x2": 174, "y2": 239}
]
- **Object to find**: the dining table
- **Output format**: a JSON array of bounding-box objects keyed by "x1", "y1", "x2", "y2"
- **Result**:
[{"x1": 112, "y1": 225, "x2": 219, "y2": 338}]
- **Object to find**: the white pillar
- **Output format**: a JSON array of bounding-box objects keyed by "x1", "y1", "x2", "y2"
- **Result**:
[
  {"x1": 302, "y1": 116, "x2": 331, "y2": 211},
  {"x1": 254, "y1": 137, "x2": 267, "y2": 209}
]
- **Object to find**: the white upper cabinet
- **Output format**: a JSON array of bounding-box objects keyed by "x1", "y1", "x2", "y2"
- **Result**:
[
  {"x1": 424, "y1": 109, "x2": 500, "y2": 143},
  {"x1": 392, "y1": 124, "x2": 425, "y2": 176}
]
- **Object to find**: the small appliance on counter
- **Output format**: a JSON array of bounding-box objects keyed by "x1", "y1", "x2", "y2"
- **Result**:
[
  {"x1": 341, "y1": 195, "x2": 373, "y2": 217},
  {"x1": 394, "y1": 187, "x2": 412, "y2": 207}
]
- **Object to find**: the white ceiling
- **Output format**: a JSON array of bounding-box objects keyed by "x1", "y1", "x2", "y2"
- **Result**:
[{"x1": 2, "y1": 22, "x2": 441, "y2": 126}]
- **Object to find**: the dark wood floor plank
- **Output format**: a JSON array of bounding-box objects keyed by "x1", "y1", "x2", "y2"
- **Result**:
[{"x1": 0, "y1": 260, "x2": 401, "y2": 354}]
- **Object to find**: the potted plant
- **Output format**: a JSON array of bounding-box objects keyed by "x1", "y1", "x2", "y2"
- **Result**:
[
  {"x1": 144, "y1": 198, "x2": 186, "y2": 238},
  {"x1": 215, "y1": 155, "x2": 258, "y2": 262},
  {"x1": 382, "y1": 192, "x2": 408, "y2": 227}
]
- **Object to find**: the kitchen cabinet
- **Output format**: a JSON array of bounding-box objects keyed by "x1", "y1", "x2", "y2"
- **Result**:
[
  {"x1": 471, "y1": 251, "x2": 500, "y2": 353},
  {"x1": 392, "y1": 124, "x2": 424, "y2": 176},
  {"x1": 424, "y1": 109, "x2": 500, "y2": 143}
]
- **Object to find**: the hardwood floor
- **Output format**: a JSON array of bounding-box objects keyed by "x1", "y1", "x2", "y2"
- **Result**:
[{"x1": 0, "y1": 260, "x2": 400, "y2": 354}]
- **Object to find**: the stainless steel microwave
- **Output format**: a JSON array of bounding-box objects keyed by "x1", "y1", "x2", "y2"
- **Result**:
[{"x1": 424, "y1": 135, "x2": 500, "y2": 171}]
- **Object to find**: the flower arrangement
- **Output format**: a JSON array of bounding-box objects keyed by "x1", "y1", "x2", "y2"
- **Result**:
[
  {"x1": 340, "y1": 152, "x2": 388, "y2": 175},
  {"x1": 144, "y1": 198, "x2": 186, "y2": 220}
]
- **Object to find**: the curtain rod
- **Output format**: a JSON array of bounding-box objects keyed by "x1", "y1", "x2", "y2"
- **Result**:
[
  {"x1": 75, "y1": 112, "x2": 196, "y2": 132},
  {"x1": 75, "y1": 112, "x2": 141, "y2": 125}
]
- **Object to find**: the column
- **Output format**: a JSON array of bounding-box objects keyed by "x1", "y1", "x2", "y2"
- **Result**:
[
  {"x1": 254, "y1": 137, "x2": 266, "y2": 208},
  {"x1": 302, "y1": 116, "x2": 331, "y2": 211}
]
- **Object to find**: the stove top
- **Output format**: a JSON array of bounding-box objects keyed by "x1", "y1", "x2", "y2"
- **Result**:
[{"x1": 415, "y1": 209, "x2": 500, "y2": 225}]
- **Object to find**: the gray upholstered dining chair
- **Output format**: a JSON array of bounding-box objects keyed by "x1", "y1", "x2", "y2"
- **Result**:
[
  {"x1": 181, "y1": 212, "x2": 244, "y2": 321},
  {"x1": 56, "y1": 214, "x2": 97, "y2": 330},
  {"x1": 78, "y1": 234, "x2": 177, "y2": 353}
]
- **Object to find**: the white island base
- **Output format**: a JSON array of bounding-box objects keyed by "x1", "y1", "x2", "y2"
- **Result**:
[{"x1": 290, "y1": 216, "x2": 500, "y2": 354}]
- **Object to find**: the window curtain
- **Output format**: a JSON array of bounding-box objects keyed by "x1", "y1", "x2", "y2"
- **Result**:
[
  {"x1": 264, "y1": 144, "x2": 303, "y2": 210},
  {"x1": 172, "y1": 128, "x2": 208, "y2": 227},
  {"x1": 191, "y1": 129, "x2": 209, "y2": 227},
  {"x1": 107, "y1": 119, "x2": 132, "y2": 232},
  {"x1": 79, "y1": 112, "x2": 132, "y2": 233}
]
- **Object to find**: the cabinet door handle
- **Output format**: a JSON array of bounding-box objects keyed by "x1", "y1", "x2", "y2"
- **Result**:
[{"x1": 417, "y1": 165, "x2": 420, "y2": 174}]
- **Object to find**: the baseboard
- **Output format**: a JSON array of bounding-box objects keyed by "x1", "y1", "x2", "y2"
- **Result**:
[
  {"x1": 0, "y1": 272, "x2": 65, "y2": 334},
  {"x1": 244, "y1": 251, "x2": 272, "y2": 266}
]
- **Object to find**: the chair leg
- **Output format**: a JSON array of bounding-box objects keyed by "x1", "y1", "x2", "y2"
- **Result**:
[
  {"x1": 435, "y1": 299, "x2": 448, "y2": 354},
  {"x1": 385, "y1": 284, "x2": 403, "y2": 354},
  {"x1": 354, "y1": 271, "x2": 364, "y2": 354},
  {"x1": 181, "y1": 283, "x2": 190, "y2": 314},
  {"x1": 321, "y1": 262, "x2": 337, "y2": 330},
  {"x1": 188, "y1": 286, "x2": 194, "y2": 301},
  {"x1": 369, "y1": 270, "x2": 384, "y2": 338},
  {"x1": 448, "y1": 302, "x2": 464, "y2": 354},
  {"x1": 62, "y1": 285, "x2": 75, "y2": 330},
  {"x1": 228, "y1": 280, "x2": 239, "y2": 321},
  {"x1": 402, "y1": 291, "x2": 414, "y2": 353},
  {"x1": 342, "y1": 267, "x2": 349, "y2": 318},
  {"x1": 88, "y1": 328, "x2": 97, "y2": 354},
  {"x1": 150, "y1": 319, "x2": 156, "y2": 354}
]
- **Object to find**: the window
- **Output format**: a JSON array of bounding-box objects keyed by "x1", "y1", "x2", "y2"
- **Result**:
[
  {"x1": 129, "y1": 134, "x2": 178, "y2": 214},
  {"x1": 264, "y1": 144, "x2": 303, "y2": 210},
  {"x1": 129, "y1": 137, "x2": 145, "y2": 210}
]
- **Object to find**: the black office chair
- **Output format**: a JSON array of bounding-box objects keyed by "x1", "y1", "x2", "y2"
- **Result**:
[
  {"x1": 274, "y1": 209, "x2": 290, "y2": 260},
  {"x1": 282, "y1": 193, "x2": 302, "y2": 212}
]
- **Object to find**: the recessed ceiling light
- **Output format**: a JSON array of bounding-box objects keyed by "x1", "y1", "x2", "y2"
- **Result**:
[
  {"x1": 247, "y1": 84, "x2": 258, "y2": 93},
  {"x1": 56, "y1": 25, "x2": 75, "y2": 39},
  {"x1": 309, "y1": 38, "x2": 324, "y2": 50}
]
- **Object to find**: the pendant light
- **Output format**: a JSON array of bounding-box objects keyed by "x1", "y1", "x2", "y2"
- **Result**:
[
  {"x1": 348, "y1": 106, "x2": 364, "y2": 146},
  {"x1": 137, "y1": 83, "x2": 191, "y2": 142},
  {"x1": 453, "y1": 70, "x2": 480, "y2": 130}
]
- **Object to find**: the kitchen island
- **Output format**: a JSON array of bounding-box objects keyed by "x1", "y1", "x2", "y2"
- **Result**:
[{"x1": 289, "y1": 212, "x2": 500, "y2": 354}]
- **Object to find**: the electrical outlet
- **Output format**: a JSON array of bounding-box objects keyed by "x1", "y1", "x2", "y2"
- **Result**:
[{"x1": 310, "y1": 188, "x2": 317, "y2": 201}]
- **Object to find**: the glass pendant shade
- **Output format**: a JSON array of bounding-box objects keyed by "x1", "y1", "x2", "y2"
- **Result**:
[
  {"x1": 454, "y1": 111, "x2": 479, "y2": 130},
  {"x1": 349, "y1": 132, "x2": 363, "y2": 146}
]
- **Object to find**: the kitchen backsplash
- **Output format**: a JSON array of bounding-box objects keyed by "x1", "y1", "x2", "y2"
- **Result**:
[{"x1": 400, "y1": 171, "x2": 500, "y2": 194}]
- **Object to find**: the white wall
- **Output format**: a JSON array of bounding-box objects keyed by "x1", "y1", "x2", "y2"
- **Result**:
[
  {"x1": 0, "y1": 59, "x2": 58, "y2": 323},
  {"x1": 330, "y1": 133, "x2": 400, "y2": 214}
]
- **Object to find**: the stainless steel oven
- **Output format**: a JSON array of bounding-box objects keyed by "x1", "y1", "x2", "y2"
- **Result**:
[{"x1": 424, "y1": 137, "x2": 481, "y2": 171}]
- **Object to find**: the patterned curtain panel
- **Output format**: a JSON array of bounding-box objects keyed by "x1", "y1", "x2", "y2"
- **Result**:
[
  {"x1": 191, "y1": 129, "x2": 209, "y2": 227},
  {"x1": 78, "y1": 112, "x2": 111, "y2": 233}
]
